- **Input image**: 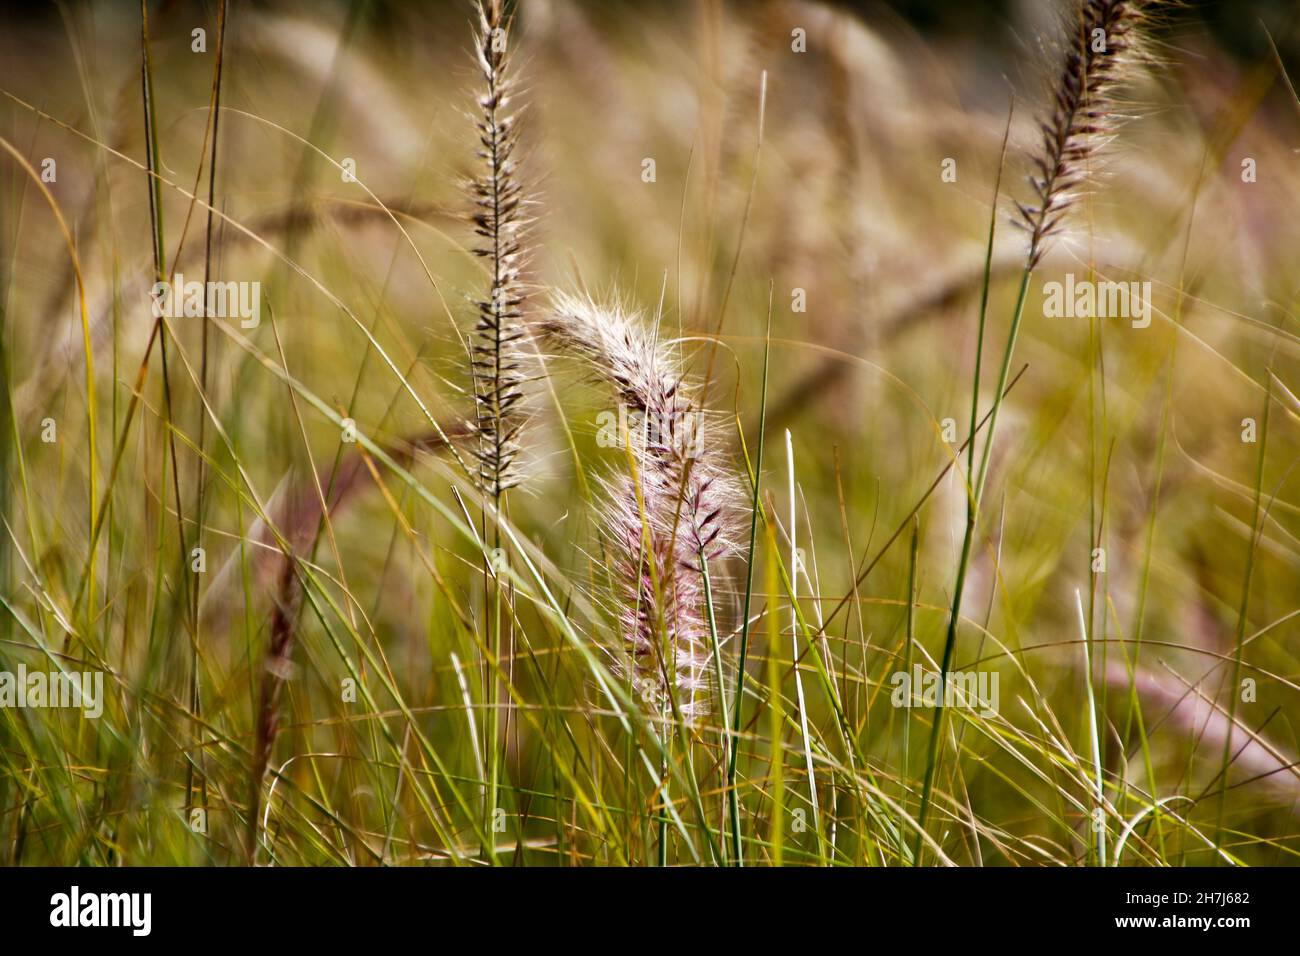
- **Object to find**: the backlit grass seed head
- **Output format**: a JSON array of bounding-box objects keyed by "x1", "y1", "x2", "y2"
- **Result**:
[
  {"x1": 1016, "y1": 0, "x2": 1154, "y2": 268},
  {"x1": 468, "y1": 0, "x2": 531, "y2": 497},
  {"x1": 540, "y1": 292, "x2": 744, "y2": 721}
]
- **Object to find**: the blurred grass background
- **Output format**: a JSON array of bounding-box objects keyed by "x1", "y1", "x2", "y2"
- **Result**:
[{"x1": 0, "y1": 0, "x2": 1297, "y2": 865}]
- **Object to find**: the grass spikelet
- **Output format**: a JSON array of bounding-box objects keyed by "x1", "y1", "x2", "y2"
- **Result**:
[
  {"x1": 1016, "y1": 0, "x2": 1154, "y2": 267},
  {"x1": 539, "y1": 292, "x2": 743, "y2": 722},
  {"x1": 468, "y1": 0, "x2": 530, "y2": 498}
]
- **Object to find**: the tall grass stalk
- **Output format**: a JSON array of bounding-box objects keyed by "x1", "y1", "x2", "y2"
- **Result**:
[
  {"x1": 726, "y1": 282, "x2": 774, "y2": 865},
  {"x1": 764, "y1": 518, "x2": 784, "y2": 866},
  {"x1": 186, "y1": 0, "x2": 228, "y2": 820},
  {"x1": 914, "y1": 0, "x2": 1152, "y2": 860},
  {"x1": 466, "y1": 0, "x2": 530, "y2": 859}
]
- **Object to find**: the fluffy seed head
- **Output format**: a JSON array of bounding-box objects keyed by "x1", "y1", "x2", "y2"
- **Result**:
[
  {"x1": 468, "y1": 0, "x2": 531, "y2": 497},
  {"x1": 1017, "y1": 0, "x2": 1154, "y2": 267},
  {"x1": 540, "y1": 292, "x2": 744, "y2": 721}
]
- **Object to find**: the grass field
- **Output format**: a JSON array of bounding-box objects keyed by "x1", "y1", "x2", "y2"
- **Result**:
[{"x1": 0, "y1": 0, "x2": 1297, "y2": 866}]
